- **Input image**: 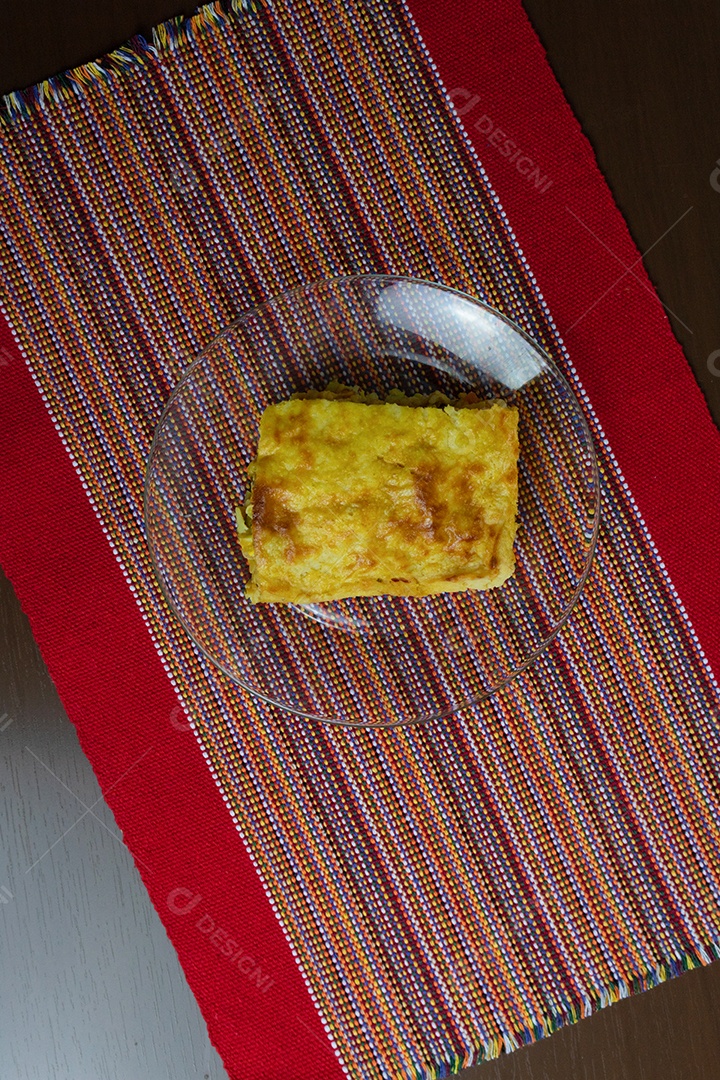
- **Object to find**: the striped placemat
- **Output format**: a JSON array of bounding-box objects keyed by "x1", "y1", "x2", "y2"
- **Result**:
[{"x1": 1, "y1": 1, "x2": 720, "y2": 1077}]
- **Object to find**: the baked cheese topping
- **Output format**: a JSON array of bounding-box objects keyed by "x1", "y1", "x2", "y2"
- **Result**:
[{"x1": 237, "y1": 390, "x2": 519, "y2": 604}]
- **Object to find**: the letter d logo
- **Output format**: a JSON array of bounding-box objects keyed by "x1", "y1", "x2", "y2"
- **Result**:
[
  {"x1": 167, "y1": 887, "x2": 202, "y2": 915},
  {"x1": 711, "y1": 160, "x2": 720, "y2": 193}
]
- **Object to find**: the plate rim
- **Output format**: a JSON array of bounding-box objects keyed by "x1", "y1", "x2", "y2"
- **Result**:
[{"x1": 143, "y1": 273, "x2": 601, "y2": 727}]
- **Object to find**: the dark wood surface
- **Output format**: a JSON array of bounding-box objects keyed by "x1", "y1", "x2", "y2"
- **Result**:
[
  {"x1": 523, "y1": 0, "x2": 720, "y2": 427},
  {"x1": 1, "y1": 2, "x2": 719, "y2": 1078}
]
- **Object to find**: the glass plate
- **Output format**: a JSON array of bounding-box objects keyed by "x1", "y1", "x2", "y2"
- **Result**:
[{"x1": 144, "y1": 275, "x2": 599, "y2": 727}]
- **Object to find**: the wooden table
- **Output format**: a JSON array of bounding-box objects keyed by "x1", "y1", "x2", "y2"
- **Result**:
[{"x1": 1, "y1": 2, "x2": 719, "y2": 1077}]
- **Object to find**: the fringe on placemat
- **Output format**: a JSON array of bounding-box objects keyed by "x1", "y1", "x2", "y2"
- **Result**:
[
  {"x1": 1, "y1": 0, "x2": 261, "y2": 123},
  {"x1": 425, "y1": 941, "x2": 720, "y2": 1079}
]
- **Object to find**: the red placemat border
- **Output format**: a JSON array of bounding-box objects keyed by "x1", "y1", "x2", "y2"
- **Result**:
[
  {"x1": 0, "y1": 324, "x2": 344, "y2": 1079},
  {"x1": 410, "y1": 0, "x2": 720, "y2": 670}
]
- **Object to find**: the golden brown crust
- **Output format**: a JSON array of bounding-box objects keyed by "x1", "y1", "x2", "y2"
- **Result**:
[{"x1": 237, "y1": 388, "x2": 519, "y2": 604}]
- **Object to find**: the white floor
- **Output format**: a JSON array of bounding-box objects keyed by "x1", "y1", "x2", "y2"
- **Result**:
[{"x1": 0, "y1": 570, "x2": 228, "y2": 1080}]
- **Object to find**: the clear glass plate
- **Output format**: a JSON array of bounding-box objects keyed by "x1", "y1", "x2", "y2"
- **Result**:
[{"x1": 144, "y1": 275, "x2": 599, "y2": 727}]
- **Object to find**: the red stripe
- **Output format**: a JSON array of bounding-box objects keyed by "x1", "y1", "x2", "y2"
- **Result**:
[
  {"x1": 0, "y1": 323, "x2": 343, "y2": 1079},
  {"x1": 410, "y1": 0, "x2": 720, "y2": 673},
  {"x1": 0, "y1": 2, "x2": 719, "y2": 1077}
]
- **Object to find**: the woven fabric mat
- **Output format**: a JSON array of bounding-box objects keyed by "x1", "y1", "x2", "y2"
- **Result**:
[{"x1": 1, "y1": 1, "x2": 720, "y2": 1077}]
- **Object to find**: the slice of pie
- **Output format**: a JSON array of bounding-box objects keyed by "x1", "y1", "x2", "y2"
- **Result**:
[{"x1": 237, "y1": 385, "x2": 519, "y2": 604}]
